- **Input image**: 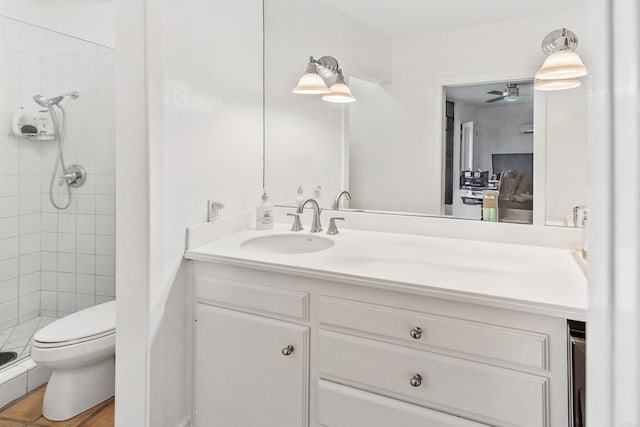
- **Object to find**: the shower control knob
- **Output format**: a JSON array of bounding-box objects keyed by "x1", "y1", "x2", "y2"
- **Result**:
[
  {"x1": 281, "y1": 345, "x2": 295, "y2": 356},
  {"x1": 409, "y1": 327, "x2": 422, "y2": 339},
  {"x1": 410, "y1": 373, "x2": 423, "y2": 387}
]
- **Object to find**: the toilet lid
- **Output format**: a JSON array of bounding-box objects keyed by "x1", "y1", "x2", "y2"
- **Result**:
[{"x1": 34, "y1": 301, "x2": 116, "y2": 345}]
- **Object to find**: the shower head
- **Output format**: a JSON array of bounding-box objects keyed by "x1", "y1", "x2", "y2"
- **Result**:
[{"x1": 33, "y1": 91, "x2": 79, "y2": 107}]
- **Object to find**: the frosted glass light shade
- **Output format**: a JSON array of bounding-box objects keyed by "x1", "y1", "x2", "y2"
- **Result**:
[
  {"x1": 535, "y1": 50, "x2": 588, "y2": 80},
  {"x1": 534, "y1": 78, "x2": 581, "y2": 91},
  {"x1": 292, "y1": 73, "x2": 330, "y2": 94},
  {"x1": 322, "y1": 83, "x2": 356, "y2": 103}
]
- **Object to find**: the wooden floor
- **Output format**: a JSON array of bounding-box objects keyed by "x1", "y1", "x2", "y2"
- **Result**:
[{"x1": 0, "y1": 385, "x2": 113, "y2": 427}]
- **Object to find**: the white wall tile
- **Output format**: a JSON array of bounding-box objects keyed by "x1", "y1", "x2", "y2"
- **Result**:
[
  {"x1": 76, "y1": 273, "x2": 95, "y2": 294},
  {"x1": 95, "y1": 275, "x2": 114, "y2": 297},
  {"x1": 19, "y1": 194, "x2": 40, "y2": 215},
  {"x1": 40, "y1": 252, "x2": 57, "y2": 272},
  {"x1": 19, "y1": 233, "x2": 39, "y2": 255},
  {"x1": 57, "y1": 272, "x2": 75, "y2": 293},
  {"x1": 77, "y1": 214, "x2": 95, "y2": 234},
  {"x1": 19, "y1": 272, "x2": 39, "y2": 296},
  {"x1": 40, "y1": 291, "x2": 56, "y2": 311},
  {"x1": 40, "y1": 232, "x2": 57, "y2": 251},
  {"x1": 95, "y1": 295, "x2": 113, "y2": 304},
  {"x1": 0, "y1": 196, "x2": 19, "y2": 219},
  {"x1": 0, "y1": 176, "x2": 19, "y2": 197},
  {"x1": 40, "y1": 213, "x2": 57, "y2": 232},
  {"x1": 18, "y1": 292, "x2": 39, "y2": 317},
  {"x1": 0, "y1": 299, "x2": 18, "y2": 325},
  {"x1": 0, "y1": 217, "x2": 19, "y2": 239},
  {"x1": 57, "y1": 291, "x2": 75, "y2": 314},
  {"x1": 95, "y1": 255, "x2": 114, "y2": 277},
  {"x1": 19, "y1": 214, "x2": 40, "y2": 235},
  {"x1": 77, "y1": 234, "x2": 95, "y2": 254},
  {"x1": 76, "y1": 194, "x2": 96, "y2": 214},
  {"x1": 0, "y1": 278, "x2": 18, "y2": 304},
  {"x1": 76, "y1": 293, "x2": 94, "y2": 311},
  {"x1": 95, "y1": 215, "x2": 114, "y2": 235},
  {"x1": 0, "y1": 258, "x2": 19, "y2": 280},
  {"x1": 95, "y1": 235, "x2": 114, "y2": 256},
  {"x1": 19, "y1": 252, "x2": 39, "y2": 275},
  {"x1": 40, "y1": 271, "x2": 57, "y2": 291},
  {"x1": 57, "y1": 252, "x2": 75, "y2": 273},
  {"x1": 0, "y1": 237, "x2": 19, "y2": 261},
  {"x1": 0, "y1": 155, "x2": 20, "y2": 175},
  {"x1": 57, "y1": 213, "x2": 76, "y2": 233},
  {"x1": 58, "y1": 232, "x2": 76, "y2": 253},
  {"x1": 76, "y1": 253, "x2": 95, "y2": 275},
  {"x1": 94, "y1": 155, "x2": 115, "y2": 174}
]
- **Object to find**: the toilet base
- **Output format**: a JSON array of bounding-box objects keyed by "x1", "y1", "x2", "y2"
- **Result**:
[{"x1": 42, "y1": 356, "x2": 115, "y2": 421}]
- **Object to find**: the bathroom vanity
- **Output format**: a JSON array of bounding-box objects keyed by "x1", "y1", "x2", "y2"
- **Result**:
[{"x1": 185, "y1": 225, "x2": 586, "y2": 427}]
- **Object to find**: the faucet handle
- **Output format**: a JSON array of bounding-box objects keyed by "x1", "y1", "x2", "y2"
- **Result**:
[
  {"x1": 327, "y1": 217, "x2": 345, "y2": 235},
  {"x1": 287, "y1": 213, "x2": 304, "y2": 232}
]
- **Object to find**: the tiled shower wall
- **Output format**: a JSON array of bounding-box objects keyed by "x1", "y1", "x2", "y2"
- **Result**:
[{"x1": 0, "y1": 17, "x2": 115, "y2": 329}]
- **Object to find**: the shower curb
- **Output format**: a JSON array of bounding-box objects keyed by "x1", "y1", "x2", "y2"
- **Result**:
[{"x1": 0, "y1": 357, "x2": 51, "y2": 409}]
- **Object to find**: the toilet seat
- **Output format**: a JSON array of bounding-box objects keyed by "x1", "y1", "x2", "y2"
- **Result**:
[
  {"x1": 34, "y1": 301, "x2": 115, "y2": 348},
  {"x1": 34, "y1": 330, "x2": 115, "y2": 348}
]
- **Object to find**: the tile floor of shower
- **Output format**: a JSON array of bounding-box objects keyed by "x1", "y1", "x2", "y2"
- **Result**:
[{"x1": 0, "y1": 317, "x2": 57, "y2": 369}]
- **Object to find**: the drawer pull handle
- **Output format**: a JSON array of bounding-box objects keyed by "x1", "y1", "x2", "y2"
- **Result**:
[
  {"x1": 410, "y1": 373, "x2": 423, "y2": 387},
  {"x1": 409, "y1": 327, "x2": 423, "y2": 339},
  {"x1": 281, "y1": 345, "x2": 295, "y2": 356}
]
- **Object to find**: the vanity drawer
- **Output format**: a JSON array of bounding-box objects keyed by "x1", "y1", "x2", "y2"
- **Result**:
[
  {"x1": 319, "y1": 331, "x2": 548, "y2": 427},
  {"x1": 196, "y1": 275, "x2": 309, "y2": 320},
  {"x1": 319, "y1": 296, "x2": 548, "y2": 369},
  {"x1": 317, "y1": 380, "x2": 489, "y2": 427}
]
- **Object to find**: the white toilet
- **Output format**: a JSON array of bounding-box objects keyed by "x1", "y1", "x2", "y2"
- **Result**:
[{"x1": 31, "y1": 301, "x2": 116, "y2": 421}]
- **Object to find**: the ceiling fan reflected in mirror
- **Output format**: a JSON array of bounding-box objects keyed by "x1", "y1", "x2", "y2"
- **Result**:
[{"x1": 485, "y1": 83, "x2": 520, "y2": 103}]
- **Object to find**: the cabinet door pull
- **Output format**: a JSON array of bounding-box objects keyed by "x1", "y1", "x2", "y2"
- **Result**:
[
  {"x1": 281, "y1": 345, "x2": 295, "y2": 356},
  {"x1": 410, "y1": 373, "x2": 423, "y2": 387},
  {"x1": 409, "y1": 326, "x2": 423, "y2": 339}
]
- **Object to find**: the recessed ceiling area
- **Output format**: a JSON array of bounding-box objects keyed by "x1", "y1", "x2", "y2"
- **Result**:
[
  {"x1": 316, "y1": 0, "x2": 583, "y2": 36},
  {"x1": 446, "y1": 81, "x2": 534, "y2": 107}
]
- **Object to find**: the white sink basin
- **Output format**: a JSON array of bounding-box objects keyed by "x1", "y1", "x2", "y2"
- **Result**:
[{"x1": 240, "y1": 233, "x2": 335, "y2": 255}]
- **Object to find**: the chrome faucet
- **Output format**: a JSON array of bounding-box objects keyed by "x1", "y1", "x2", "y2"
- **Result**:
[
  {"x1": 297, "y1": 198, "x2": 323, "y2": 233},
  {"x1": 332, "y1": 190, "x2": 351, "y2": 210}
]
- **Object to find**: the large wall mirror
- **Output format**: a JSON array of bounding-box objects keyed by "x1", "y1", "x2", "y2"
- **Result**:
[{"x1": 264, "y1": 0, "x2": 587, "y2": 227}]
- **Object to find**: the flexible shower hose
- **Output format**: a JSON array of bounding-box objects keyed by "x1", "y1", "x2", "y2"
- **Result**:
[{"x1": 47, "y1": 104, "x2": 73, "y2": 210}]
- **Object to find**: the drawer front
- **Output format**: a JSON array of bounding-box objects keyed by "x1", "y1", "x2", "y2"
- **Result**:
[
  {"x1": 317, "y1": 380, "x2": 489, "y2": 427},
  {"x1": 319, "y1": 331, "x2": 548, "y2": 427},
  {"x1": 196, "y1": 275, "x2": 308, "y2": 320},
  {"x1": 319, "y1": 296, "x2": 548, "y2": 369}
]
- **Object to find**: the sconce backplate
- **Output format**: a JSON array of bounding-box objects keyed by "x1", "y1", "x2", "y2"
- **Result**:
[
  {"x1": 541, "y1": 28, "x2": 579, "y2": 54},
  {"x1": 315, "y1": 56, "x2": 340, "y2": 79}
]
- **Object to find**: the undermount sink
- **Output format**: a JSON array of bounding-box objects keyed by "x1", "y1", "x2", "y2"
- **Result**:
[{"x1": 240, "y1": 233, "x2": 335, "y2": 255}]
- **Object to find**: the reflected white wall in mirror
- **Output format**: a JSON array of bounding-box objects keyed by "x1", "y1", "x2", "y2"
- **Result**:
[{"x1": 264, "y1": 0, "x2": 587, "y2": 226}]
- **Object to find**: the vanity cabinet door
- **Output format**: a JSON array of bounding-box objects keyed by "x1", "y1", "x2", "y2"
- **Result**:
[{"x1": 195, "y1": 304, "x2": 309, "y2": 427}]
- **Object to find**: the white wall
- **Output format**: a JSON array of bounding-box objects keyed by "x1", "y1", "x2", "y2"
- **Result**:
[
  {"x1": 146, "y1": 0, "x2": 264, "y2": 426},
  {"x1": 0, "y1": 0, "x2": 114, "y2": 48}
]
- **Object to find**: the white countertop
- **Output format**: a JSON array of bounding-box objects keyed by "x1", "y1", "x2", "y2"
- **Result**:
[{"x1": 185, "y1": 224, "x2": 587, "y2": 320}]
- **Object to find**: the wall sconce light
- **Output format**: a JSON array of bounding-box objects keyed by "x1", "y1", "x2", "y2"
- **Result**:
[
  {"x1": 534, "y1": 28, "x2": 587, "y2": 91},
  {"x1": 293, "y1": 56, "x2": 356, "y2": 103}
]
